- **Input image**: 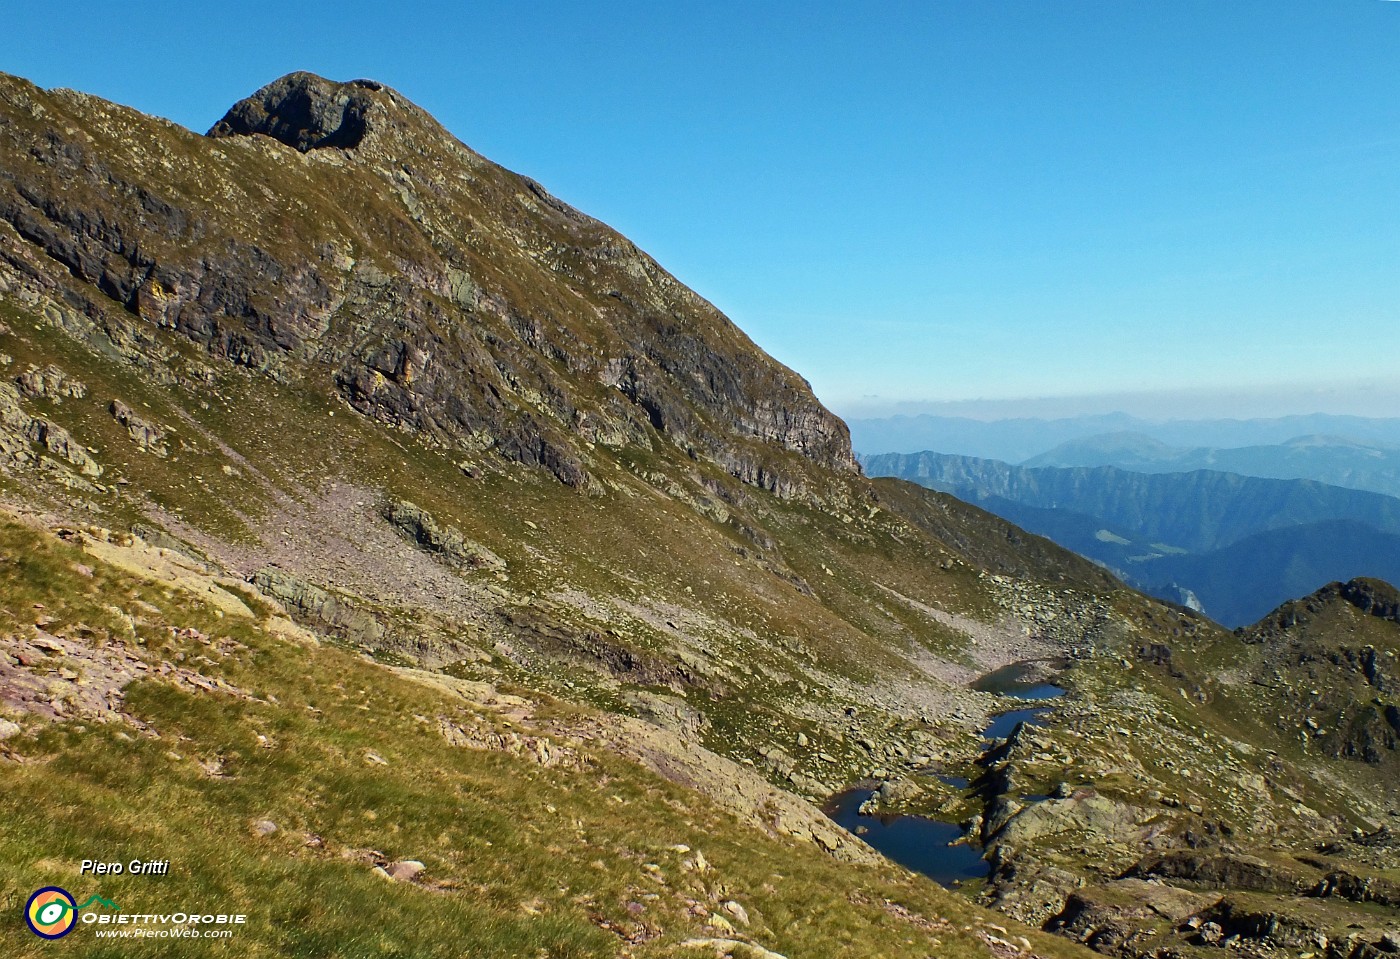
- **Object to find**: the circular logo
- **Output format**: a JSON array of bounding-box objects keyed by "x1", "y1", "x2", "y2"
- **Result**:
[{"x1": 25, "y1": 886, "x2": 77, "y2": 939}]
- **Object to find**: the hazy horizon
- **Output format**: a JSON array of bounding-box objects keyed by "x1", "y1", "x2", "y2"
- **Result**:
[{"x1": 835, "y1": 378, "x2": 1400, "y2": 423}]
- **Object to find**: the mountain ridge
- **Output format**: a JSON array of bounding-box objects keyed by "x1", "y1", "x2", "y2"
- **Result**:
[
  {"x1": 0, "y1": 70, "x2": 856, "y2": 497},
  {"x1": 866, "y1": 449, "x2": 1400, "y2": 626},
  {"x1": 849, "y1": 412, "x2": 1400, "y2": 463},
  {"x1": 1025, "y1": 431, "x2": 1400, "y2": 499},
  {"x1": 865, "y1": 450, "x2": 1400, "y2": 553}
]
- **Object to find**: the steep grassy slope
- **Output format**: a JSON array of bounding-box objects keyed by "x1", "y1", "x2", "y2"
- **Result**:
[{"x1": 0, "y1": 510, "x2": 1092, "y2": 959}]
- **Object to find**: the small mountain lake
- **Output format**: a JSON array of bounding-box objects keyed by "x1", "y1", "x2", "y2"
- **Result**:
[
  {"x1": 980, "y1": 704, "x2": 1052, "y2": 742},
  {"x1": 822, "y1": 663, "x2": 1066, "y2": 887},
  {"x1": 973, "y1": 659, "x2": 1068, "y2": 699},
  {"x1": 822, "y1": 787, "x2": 990, "y2": 885},
  {"x1": 975, "y1": 660, "x2": 1065, "y2": 739}
]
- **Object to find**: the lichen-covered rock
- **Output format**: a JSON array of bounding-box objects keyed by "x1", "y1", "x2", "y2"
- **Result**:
[
  {"x1": 382, "y1": 499, "x2": 504, "y2": 571},
  {"x1": 250, "y1": 567, "x2": 386, "y2": 646},
  {"x1": 992, "y1": 790, "x2": 1145, "y2": 847},
  {"x1": 1046, "y1": 880, "x2": 1208, "y2": 952},
  {"x1": 109, "y1": 398, "x2": 167, "y2": 456},
  {"x1": 16, "y1": 364, "x2": 86, "y2": 399}
]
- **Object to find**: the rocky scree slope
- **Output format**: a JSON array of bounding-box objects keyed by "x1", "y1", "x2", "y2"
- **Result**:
[{"x1": 0, "y1": 507, "x2": 1098, "y2": 959}]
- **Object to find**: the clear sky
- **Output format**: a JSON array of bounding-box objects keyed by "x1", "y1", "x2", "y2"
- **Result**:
[{"x1": 3, "y1": 2, "x2": 1398, "y2": 419}]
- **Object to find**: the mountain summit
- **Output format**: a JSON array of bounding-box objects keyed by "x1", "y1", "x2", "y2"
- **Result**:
[
  {"x1": 207, "y1": 72, "x2": 390, "y2": 151},
  {"x1": 1, "y1": 71, "x2": 854, "y2": 493}
]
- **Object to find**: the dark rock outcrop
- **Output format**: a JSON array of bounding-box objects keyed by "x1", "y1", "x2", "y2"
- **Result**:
[
  {"x1": 381, "y1": 499, "x2": 503, "y2": 571},
  {"x1": 1125, "y1": 850, "x2": 1307, "y2": 895},
  {"x1": 208, "y1": 72, "x2": 381, "y2": 151}
]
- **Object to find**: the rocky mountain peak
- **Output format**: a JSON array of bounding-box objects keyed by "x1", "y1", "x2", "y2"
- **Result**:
[
  {"x1": 1246, "y1": 577, "x2": 1400, "y2": 644},
  {"x1": 207, "y1": 71, "x2": 389, "y2": 152},
  {"x1": 0, "y1": 71, "x2": 857, "y2": 495}
]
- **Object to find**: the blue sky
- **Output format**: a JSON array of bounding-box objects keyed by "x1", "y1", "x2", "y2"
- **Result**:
[{"x1": 4, "y1": 2, "x2": 1398, "y2": 418}]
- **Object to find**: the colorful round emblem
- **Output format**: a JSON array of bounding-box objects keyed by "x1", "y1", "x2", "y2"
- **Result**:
[{"x1": 25, "y1": 886, "x2": 77, "y2": 939}]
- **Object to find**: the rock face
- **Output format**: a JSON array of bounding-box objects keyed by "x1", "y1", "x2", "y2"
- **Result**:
[
  {"x1": 251, "y1": 567, "x2": 387, "y2": 647},
  {"x1": 381, "y1": 499, "x2": 504, "y2": 571},
  {"x1": 0, "y1": 381, "x2": 101, "y2": 477},
  {"x1": 0, "y1": 71, "x2": 856, "y2": 494},
  {"x1": 207, "y1": 72, "x2": 381, "y2": 152}
]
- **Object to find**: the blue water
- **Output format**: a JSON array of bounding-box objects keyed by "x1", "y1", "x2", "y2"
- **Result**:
[
  {"x1": 1002, "y1": 682, "x2": 1065, "y2": 701},
  {"x1": 980, "y1": 705, "x2": 1051, "y2": 741},
  {"x1": 979, "y1": 663, "x2": 1065, "y2": 741},
  {"x1": 822, "y1": 668, "x2": 1067, "y2": 887},
  {"x1": 823, "y1": 788, "x2": 990, "y2": 886},
  {"x1": 973, "y1": 661, "x2": 1068, "y2": 699}
]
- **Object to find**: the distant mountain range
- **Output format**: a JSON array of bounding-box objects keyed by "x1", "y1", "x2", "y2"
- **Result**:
[
  {"x1": 1146, "y1": 520, "x2": 1400, "y2": 627},
  {"x1": 864, "y1": 450, "x2": 1400, "y2": 627},
  {"x1": 1025, "y1": 432, "x2": 1400, "y2": 499},
  {"x1": 848, "y1": 413, "x2": 1400, "y2": 468}
]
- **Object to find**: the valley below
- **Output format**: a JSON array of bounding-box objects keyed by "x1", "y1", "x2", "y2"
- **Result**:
[{"x1": 866, "y1": 450, "x2": 1400, "y2": 628}]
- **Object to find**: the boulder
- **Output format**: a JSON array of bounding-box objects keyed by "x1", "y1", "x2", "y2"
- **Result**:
[
  {"x1": 108, "y1": 399, "x2": 168, "y2": 456},
  {"x1": 382, "y1": 499, "x2": 505, "y2": 571},
  {"x1": 385, "y1": 860, "x2": 424, "y2": 881}
]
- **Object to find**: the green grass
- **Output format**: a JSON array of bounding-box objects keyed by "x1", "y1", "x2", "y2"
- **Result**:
[{"x1": 0, "y1": 512, "x2": 1088, "y2": 959}]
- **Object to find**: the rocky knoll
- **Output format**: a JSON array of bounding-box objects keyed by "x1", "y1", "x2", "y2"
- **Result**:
[
  {"x1": 0, "y1": 71, "x2": 854, "y2": 493},
  {"x1": 1241, "y1": 578, "x2": 1400, "y2": 767}
]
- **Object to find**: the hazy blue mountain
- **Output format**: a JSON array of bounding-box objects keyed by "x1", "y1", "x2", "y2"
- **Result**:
[
  {"x1": 1142, "y1": 520, "x2": 1400, "y2": 628},
  {"x1": 864, "y1": 451, "x2": 1400, "y2": 627},
  {"x1": 847, "y1": 413, "x2": 1400, "y2": 461},
  {"x1": 1024, "y1": 432, "x2": 1400, "y2": 499},
  {"x1": 849, "y1": 413, "x2": 1144, "y2": 461},
  {"x1": 865, "y1": 452, "x2": 1400, "y2": 552}
]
